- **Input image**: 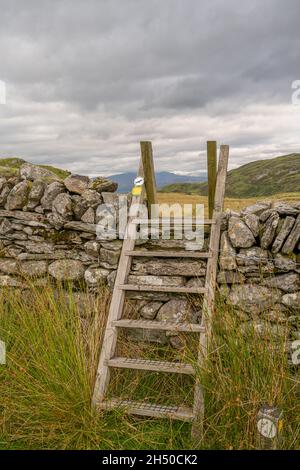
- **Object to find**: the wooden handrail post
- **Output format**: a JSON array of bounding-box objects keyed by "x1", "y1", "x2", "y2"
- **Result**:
[
  {"x1": 140, "y1": 141, "x2": 158, "y2": 218},
  {"x1": 207, "y1": 141, "x2": 217, "y2": 219}
]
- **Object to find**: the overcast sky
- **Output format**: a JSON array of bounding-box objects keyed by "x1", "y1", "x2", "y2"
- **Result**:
[{"x1": 0, "y1": 0, "x2": 299, "y2": 177}]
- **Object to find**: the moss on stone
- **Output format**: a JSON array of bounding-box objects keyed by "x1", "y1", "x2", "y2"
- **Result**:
[
  {"x1": 0, "y1": 166, "x2": 19, "y2": 177},
  {"x1": 38, "y1": 165, "x2": 70, "y2": 180},
  {"x1": 46, "y1": 230, "x2": 71, "y2": 244},
  {"x1": 0, "y1": 158, "x2": 70, "y2": 181},
  {"x1": 0, "y1": 157, "x2": 26, "y2": 168}
]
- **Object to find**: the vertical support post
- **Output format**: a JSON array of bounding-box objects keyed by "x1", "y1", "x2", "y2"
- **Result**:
[
  {"x1": 256, "y1": 405, "x2": 283, "y2": 449},
  {"x1": 140, "y1": 141, "x2": 158, "y2": 218},
  {"x1": 192, "y1": 145, "x2": 229, "y2": 445},
  {"x1": 207, "y1": 141, "x2": 217, "y2": 219}
]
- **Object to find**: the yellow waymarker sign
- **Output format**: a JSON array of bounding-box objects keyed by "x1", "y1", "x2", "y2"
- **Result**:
[{"x1": 132, "y1": 186, "x2": 142, "y2": 196}]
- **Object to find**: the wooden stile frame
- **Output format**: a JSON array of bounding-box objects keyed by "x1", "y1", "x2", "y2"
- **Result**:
[{"x1": 92, "y1": 140, "x2": 229, "y2": 446}]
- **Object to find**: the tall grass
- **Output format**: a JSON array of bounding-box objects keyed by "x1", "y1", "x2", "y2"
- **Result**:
[{"x1": 0, "y1": 282, "x2": 299, "y2": 449}]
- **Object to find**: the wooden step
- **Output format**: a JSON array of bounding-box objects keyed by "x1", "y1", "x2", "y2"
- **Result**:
[
  {"x1": 125, "y1": 250, "x2": 212, "y2": 259},
  {"x1": 111, "y1": 319, "x2": 205, "y2": 333},
  {"x1": 119, "y1": 284, "x2": 207, "y2": 294},
  {"x1": 98, "y1": 399, "x2": 194, "y2": 421},
  {"x1": 107, "y1": 357, "x2": 195, "y2": 375}
]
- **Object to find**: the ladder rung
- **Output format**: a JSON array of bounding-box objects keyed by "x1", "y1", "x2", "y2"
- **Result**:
[
  {"x1": 98, "y1": 399, "x2": 194, "y2": 422},
  {"x1": 111, "y1": 319, "x2": 205, "y2": 333},
  {"x1": 125, "y1": 250, "x2": 212, "y2": 258},
  {"x1": 119, "y1": 284, "x2": 207, "y2": 294},
  {"x1": 107, "y1": 357, "x2": 195, "y2": 375}
]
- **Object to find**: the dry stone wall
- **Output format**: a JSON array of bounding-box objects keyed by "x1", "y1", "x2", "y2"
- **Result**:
[
  {"x1": 125, "y1": 201, "x2": 300, "y2": 348},
  {"x1": 0, "y1": 163, "x2": 121, "y2": 290},
  {"x1": 219, "y1": 201, "x2": 300, "y2": 342},
  {"x1": 0, "y1": 162, "x2": 299, "y2": 349}
]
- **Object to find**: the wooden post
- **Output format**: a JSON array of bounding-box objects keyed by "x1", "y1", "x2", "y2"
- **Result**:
[
  {"x1": 256, "y1": 405, "x2": 283, "y2": 449},
  {"x1": 207, "y1": 141, "x2": 217, "y2": 219},
  {"x1": 192, "y1": 145, "x2": 229, "y2": 444},
  {"x1": 140, "y1": 141, "x2": 158, "y2": 218}
]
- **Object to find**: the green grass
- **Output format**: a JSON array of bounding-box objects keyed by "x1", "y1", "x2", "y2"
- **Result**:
[
  {"x1": 38, "y1": 165, "x2": 70, "y2": 180},
  {"x1": 0, "y1": 157, "x2": 26, "y2": 168},
  {"x1": 161, "y1": 153, "x2": 300, "y2": 198},
  {"x1": 0, "y1": 282, "x2": 299, "y2": 450}
]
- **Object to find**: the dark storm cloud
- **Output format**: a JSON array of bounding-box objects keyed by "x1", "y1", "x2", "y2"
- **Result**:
[{"x1": 0, "y1": 0, "x2": 299, "y2": 175}]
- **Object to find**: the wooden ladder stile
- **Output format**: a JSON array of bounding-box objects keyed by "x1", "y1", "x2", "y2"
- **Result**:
[{"x1": 92, "y1": 141, "x2": 229, "y2": 443}]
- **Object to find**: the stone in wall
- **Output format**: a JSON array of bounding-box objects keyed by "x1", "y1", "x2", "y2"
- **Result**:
[
  {"x1": 156, "y1": 299, "x2": 198, "y2": 323},
  {"x1": 272, "y1": 216, "x2": 295, "y2": 253},
  {"x1": 140, "y1": 301, "x2": 163, "y2": 319},
  {"x1": 229, "y1": 284, "x2": 281, "y2": 314},
  {"x1": 282, "y1": 214, "x2": 300, "y2": 254},
  {"x1": 64, "y1": 175, "x2": 90, "y2": 194},
  {"x1": 6, "y1": 181, "x2": 31, "y2": 210},
  {"x1": 228, "y1": 217, "x2": 256, "y2": 248},
  {"x1": 84, "y1": 267, "x2": 110, "y2": 286},
  {"x1": 41, "y1": 181, "x2": 65, "y2": 210},
  {"x1": 243, "y1": 213, "x2": 260, "y2": 237},
  {"x1": 260, "y1": 212, "x2": 279, "y2": 249},
  {"x1": 131, "y1": 258, "x2": 206, "y2": 277},
  {"x1": 48, "y1": 260, "x2": 85, "y2": 281},
  {"x1": 219, "y1": 232, "x2": 237, "y2": 270}
]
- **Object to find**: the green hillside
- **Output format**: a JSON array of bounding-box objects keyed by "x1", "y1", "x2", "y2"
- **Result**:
[
  {"x1": 0, "y1": 157, "x2": 70, "y2": 179},
  {"x1": 160, "y1": 153, "x2": 300, "y2": 198}
]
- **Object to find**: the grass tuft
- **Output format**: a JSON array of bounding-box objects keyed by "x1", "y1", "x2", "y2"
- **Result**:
[{"x1": 0, "y1": 283, "x2": 299, "y2": 449}]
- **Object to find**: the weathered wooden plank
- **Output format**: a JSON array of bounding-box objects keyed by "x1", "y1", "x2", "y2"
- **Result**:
[
  {"x1": 140, "y1": 141, "x2": 158, "y2": 218},
  {"x1": 107, "y1": 357, "x2": 195, "y2": 375},
  {"x1": 99, "y1": 399, "x2": 194, "y2": 421},
  {"x1": 112, "y1": 319, "x2": 205, "y2": 333},
  {"x1": 119, "y1": 284, "x2": 207, "y2": 294},
  {"x1": 207, "y1": 141, "x2": 217, "y2": 219},
  {"x1": 125, "y1": 250, "x2": 212, "y2": 259}
]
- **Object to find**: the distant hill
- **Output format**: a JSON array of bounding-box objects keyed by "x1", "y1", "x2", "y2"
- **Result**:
[
  {"x1": 160, "y1": 154, "x2": 300, "y2": 198},
  {"x1": 109, "y1": 171, "x2": 207, "y2": 193}
]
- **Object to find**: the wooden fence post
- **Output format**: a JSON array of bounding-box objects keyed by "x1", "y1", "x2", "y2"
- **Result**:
[
  {"x1": 256, "y1": 405, "x2": 284, "y2": 449},
  {"x1": 140, "y1": 141, "x2": 158, "y2": 218},
  {"x1": 207, "y1": 141, "x2": 217, "y2": 219}
]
